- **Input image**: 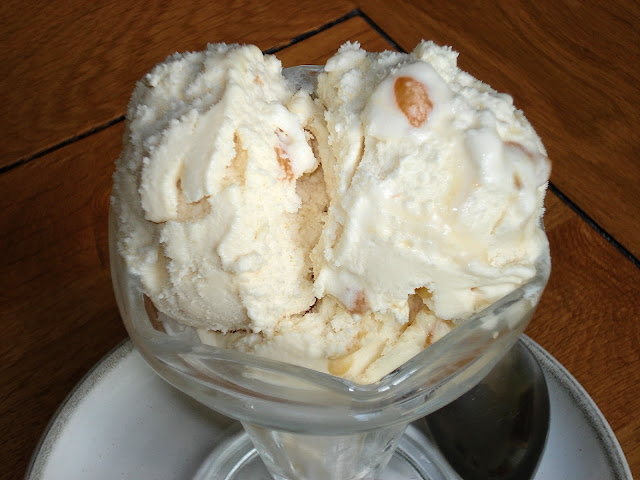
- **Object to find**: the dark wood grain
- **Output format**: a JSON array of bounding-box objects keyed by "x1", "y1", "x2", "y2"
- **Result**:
[
  {"x1": 278, "y1": 16, "x2": 390, "y2": 66},
  {"x1": 0, "y1": 0, "x2": 355, "y2": 168},
  {"x1": 527, "y1": 192, "x2": 640, "y2": 475},
  {"x1": 0, "y1": 123, "x2": 126, "y2": 478},
  {"x1": 361, "y1": 0, "x2": 640, "y2": 260}
]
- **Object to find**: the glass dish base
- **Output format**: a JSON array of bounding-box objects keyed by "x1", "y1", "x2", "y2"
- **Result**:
[{"x1": 192, "y1": 423, "x2": 454, "y2": 480}]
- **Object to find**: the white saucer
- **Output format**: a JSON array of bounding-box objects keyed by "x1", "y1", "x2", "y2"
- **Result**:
[{"x1": 26, "y1": 336, "x2": 632, "y2": 479}]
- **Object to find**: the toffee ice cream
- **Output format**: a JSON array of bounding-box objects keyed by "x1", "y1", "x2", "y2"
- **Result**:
[{"x1": 111, "y1": 41, "x2": 550, "y2": 384}]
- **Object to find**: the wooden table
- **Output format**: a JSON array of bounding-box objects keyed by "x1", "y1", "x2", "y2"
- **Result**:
[{"x1": 2, "y1": 1, "x2": 638, "y2": 478}]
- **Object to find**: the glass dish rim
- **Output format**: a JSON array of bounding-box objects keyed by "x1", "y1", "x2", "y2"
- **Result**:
[{"x1": 111, "y1": 209, "x2": 551, "y2": 402}]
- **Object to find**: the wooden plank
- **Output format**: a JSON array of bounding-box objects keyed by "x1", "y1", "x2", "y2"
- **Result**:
[
  {"x1": 278, "y1": 15, "x2": 392, "y2": 67},
  {"x1": 360, "y1": 0, "x2": 640, "y2": 260},
  {"x1": 1, "y1": 0, "x2": 355, "y2": 167},
  {"x1": 528, "y1": 192, "x2": 640, "y2": 476},
  {"x1": 2, "y1": 10, "x2": 638, "y2": 479},
  {"x1": 0, "y1": 122, "x2": 126, "y2": 477}
]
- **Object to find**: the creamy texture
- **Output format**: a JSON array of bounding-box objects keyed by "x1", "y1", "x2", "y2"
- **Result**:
[
  {"x1": 113, "y1": 44, "x2": 325, "y2": 335},
  {"x1": 313, "y1": 41, "x2": 550, "y2": 328},
  {"x1": 112, "y1": 41, "x2": 550, "y2": 384}
]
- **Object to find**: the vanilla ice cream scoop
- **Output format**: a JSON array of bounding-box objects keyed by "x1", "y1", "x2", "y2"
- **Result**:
[
  {"x1": 313, "y1": 41, "x2": 550, "y2": 325},
  {"x1": 112, "y1": 43, "x2": 325, "y2": 335},
  {"x1": 112, "y1": 41, "x2": 550, "y2": 384}
]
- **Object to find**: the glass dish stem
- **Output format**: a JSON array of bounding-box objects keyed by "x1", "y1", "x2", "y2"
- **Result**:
[{"x1": 243, "y1": 421, "x2": 409, "y2": 480}]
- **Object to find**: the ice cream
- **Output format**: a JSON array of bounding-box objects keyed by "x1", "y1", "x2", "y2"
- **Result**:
[
  {"x1": 314, "y1": 41, "x2": 550, "y2": 329},
  {"x1": 112, "y1": 41, "x2": 550, "y2": 384}
]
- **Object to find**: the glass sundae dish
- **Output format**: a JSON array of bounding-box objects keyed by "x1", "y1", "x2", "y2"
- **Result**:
[
  {"x1": 110, "y1": 43, "x2": 551, "y2": 479},
  {"x1": 110, "y1": 213, "x2": 549, "y2": 479}
]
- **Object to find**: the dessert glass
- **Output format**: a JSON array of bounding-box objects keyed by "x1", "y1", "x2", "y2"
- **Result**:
[{"x1": 109, "y1": 66, "x2": 551, "y2": 480}]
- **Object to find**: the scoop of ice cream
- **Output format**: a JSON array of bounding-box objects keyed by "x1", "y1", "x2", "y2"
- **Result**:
[
  {"x1": 313, "y1": 40, "x2": 550, "y2": 325},
  {"x1": 112, "y1": 43, "x2": 324, "y2": 334},
  {"x1": 112, "y1": 41, "x2": 550, "y2": 384}
]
